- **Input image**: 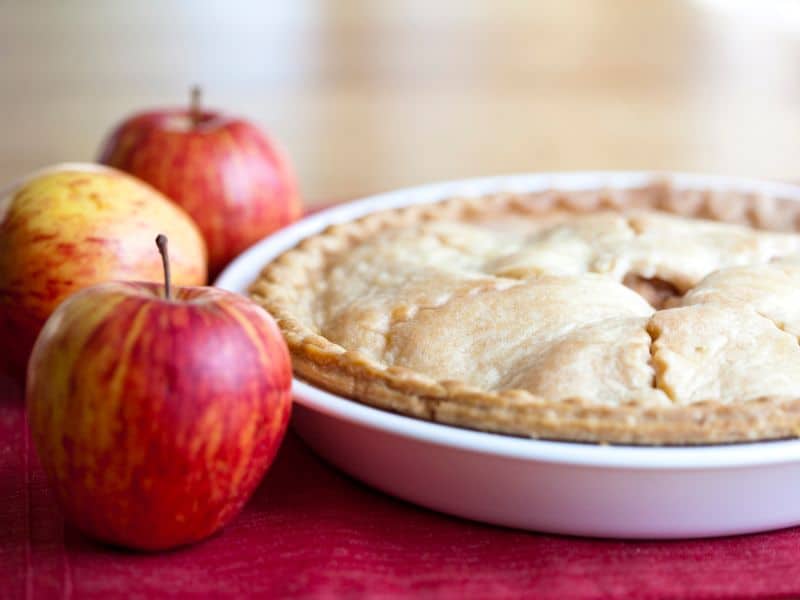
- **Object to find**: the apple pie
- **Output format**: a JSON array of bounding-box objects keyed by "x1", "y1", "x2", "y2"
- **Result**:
[{"x1": 249, "y1": 182, "x2": 800, "y2": 444}]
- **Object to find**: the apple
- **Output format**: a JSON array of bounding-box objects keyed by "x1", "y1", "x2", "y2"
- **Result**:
[
  {"x1": 0, "y1": 163, "x2": 207, "y2": 380},
  {"x1": 26, "y1": 235, "x2": 292, "y2": 551},
  {"x1": 98, "y1": 87, "x2": 303, "y2": 279}
]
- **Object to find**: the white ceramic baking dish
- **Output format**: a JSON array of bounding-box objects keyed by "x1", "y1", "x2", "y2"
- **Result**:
[{"x1": 216, "y1": 172, "x2": 800, "y2": 539}]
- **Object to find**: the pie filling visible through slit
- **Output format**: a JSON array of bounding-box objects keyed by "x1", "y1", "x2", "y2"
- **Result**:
[{"x1": 249, "y1": 182, "x2": 800, "y2": 445}]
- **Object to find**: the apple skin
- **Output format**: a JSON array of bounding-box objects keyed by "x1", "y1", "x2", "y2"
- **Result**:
[
  {"x1": 98, "y1": 108, "x2": 303, "y2": 278},
  {"x1": 0, "y1": 164, "x2": 208, "y2": 380},
  {"x1": 26, "y1": 280, "x2": 292, "y2": 551}
]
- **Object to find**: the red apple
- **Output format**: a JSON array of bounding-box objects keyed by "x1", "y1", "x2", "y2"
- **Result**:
[
  {"x1": 98, "y1": 88, "x2": 303, "y2": 279},
  {"x1": 26, "y1": 236, "x2": 292, "y2": 551},
  {"x1": 0, "y1": 163, "x2": 208, "y2": 380}
]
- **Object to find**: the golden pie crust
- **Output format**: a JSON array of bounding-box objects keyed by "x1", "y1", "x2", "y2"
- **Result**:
[{"x1": 249, "y1": 181, "x2": 800, "y2": 445}]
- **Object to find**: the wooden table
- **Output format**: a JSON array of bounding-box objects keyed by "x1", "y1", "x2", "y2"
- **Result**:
[{"x1": 2, "y1": 1, "x2": 800, "y2": 205}]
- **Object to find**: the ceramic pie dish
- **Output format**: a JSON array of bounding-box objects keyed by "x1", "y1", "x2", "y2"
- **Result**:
[{"x1": 216, "y1": 172, "x2": 800, "y2": 538}]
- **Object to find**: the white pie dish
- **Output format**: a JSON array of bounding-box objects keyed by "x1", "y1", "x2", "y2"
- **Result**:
[{"x1": 216, "y1": 172, "x2": 800, "y2": 539}]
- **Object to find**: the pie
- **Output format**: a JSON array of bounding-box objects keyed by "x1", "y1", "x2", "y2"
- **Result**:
[{"x1": 249, "y1": 181, "x2": 800, "y2": 445}]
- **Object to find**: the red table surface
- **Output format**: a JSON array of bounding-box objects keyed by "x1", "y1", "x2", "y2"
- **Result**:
[{"x1": 5, "y1": 376, "x2": 800, "y2": 600}]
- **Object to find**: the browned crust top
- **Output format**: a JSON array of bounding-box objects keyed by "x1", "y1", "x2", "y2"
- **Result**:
[{"x1": 249, "y1": 181, "x2": 800, "y2": 445}]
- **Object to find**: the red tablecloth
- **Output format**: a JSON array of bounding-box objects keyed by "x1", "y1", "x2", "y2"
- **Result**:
[{"x1": 4, "y1": 374, "x2": 800, "y2": 600}]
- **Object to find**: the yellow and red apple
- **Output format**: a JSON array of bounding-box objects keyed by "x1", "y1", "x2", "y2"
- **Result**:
[
  {"x1": 98, "y1": 89, "x2": 303, "y2": 278},
  {"x1": 26, "y1": 236, "x2": 292, "y2": 551},
  {"x1": 0, "y1": 164, "x2": 207, "y2": 379}
]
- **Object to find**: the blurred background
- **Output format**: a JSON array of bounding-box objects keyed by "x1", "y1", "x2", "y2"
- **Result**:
[{"x1": 3, "y1": 0, "x2": 800, "y2": 206}]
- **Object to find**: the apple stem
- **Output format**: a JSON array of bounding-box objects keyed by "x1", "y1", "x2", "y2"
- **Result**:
[
  {"x1": 155, "y1": 234, "x2": 172, "y2": 300},
  {"x1": 190, "y1": 85, "x2": 202, "y2": 127}
]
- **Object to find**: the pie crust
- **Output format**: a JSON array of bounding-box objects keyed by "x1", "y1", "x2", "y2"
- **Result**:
[{"x1": 249, "y1": 181, "x2": 800, "y2": 445}]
